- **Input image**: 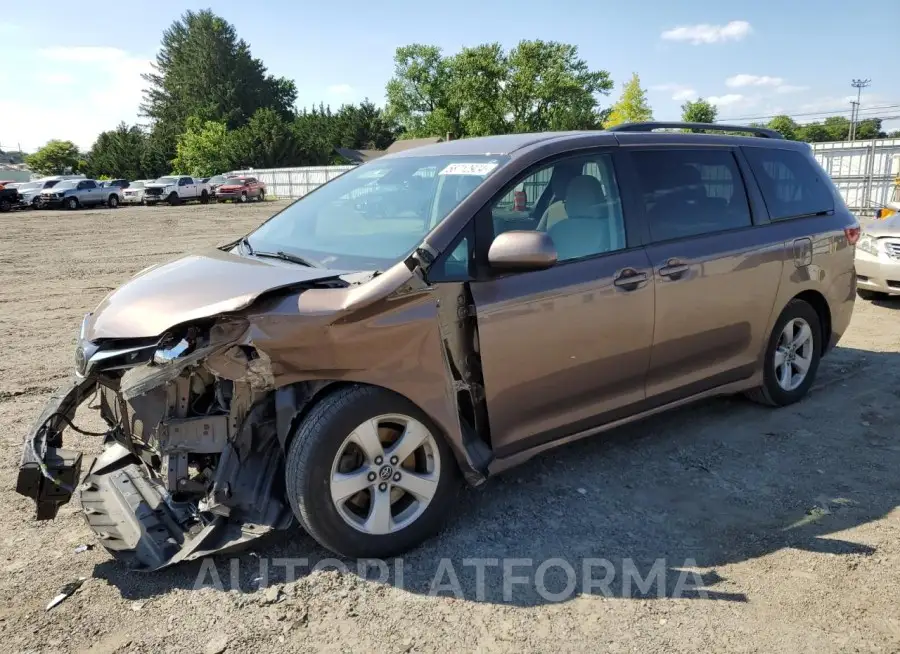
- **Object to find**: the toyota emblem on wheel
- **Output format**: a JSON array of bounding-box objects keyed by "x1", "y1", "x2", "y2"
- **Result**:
[{"x1": 379, "y1": 465, "x2": 393, "y2": 481}]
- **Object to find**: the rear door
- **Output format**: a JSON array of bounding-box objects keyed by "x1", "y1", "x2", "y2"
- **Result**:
[
  {"x1": 463, "y1": 150, "x2": 656, "y2": 457},
  {"x1": 625, "y1": 146, "x2": 785, "y2": 401}
]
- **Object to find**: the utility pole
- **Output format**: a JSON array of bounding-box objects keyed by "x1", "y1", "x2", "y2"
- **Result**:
[{"x1": 850, "y1": 78, "x2": 871, "y2": 141}]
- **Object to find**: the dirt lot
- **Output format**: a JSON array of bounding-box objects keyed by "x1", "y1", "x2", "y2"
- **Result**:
[{"x1": 0, "y1": 202, "x2": 898, "y2": 653}]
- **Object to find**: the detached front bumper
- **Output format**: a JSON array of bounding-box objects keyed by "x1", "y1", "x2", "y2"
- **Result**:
[
  {"x1": 16, "y1": 377, "x2": 95, "y2": 519},
  {"x1": 16, "y1": 336, "x2": 294, "y2": 570}
]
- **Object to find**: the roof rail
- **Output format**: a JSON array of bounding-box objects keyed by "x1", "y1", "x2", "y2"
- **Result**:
[{"x1": 607, "y1": 122, "x2": 783, "y2": 139}]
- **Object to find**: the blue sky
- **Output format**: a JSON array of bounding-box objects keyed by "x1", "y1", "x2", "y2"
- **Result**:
[{"x1": 1, "y1": 0, "x2": 898, "y2": 152}]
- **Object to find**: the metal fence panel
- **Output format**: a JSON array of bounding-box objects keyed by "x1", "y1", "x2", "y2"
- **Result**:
[
  {"x1": 811, "y1": 139, "x2": 900, "y2": 214},
  {"x1": 227, "y1": 165, "x2": 356, "y2": 199}
]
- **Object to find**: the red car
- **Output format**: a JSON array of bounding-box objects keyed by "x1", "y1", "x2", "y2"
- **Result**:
[{"x1": 214, "y1": 176, "x2": 266, "y2": 203}]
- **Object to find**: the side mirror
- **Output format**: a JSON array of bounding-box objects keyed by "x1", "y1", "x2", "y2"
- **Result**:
[{"x1": 487, "y1": 230, "x2": 557, "y2": 272}]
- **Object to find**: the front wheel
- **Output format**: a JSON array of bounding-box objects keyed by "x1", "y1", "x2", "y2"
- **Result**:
[
  {"x1": 167, "y1": 192, "x2": 179, "y2": 206},
  {"x1": 66, "y1": 197, "x2": 79, "y2": 210},
  {"x1": 746, "y1": 299, "x2": 822, "y2": 407},
  {"x1": 239, "y1": 191, "x2": 248, "y2": 203},
  {"x1": 0, "y1": 198, "x2": 10, "y2": 212},
  {"x1": 285, "y1": 385, "x2": 460, "y2": 559}
]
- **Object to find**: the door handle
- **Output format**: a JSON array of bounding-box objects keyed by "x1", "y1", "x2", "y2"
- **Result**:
[
  {"x1": 658, "y1": 259, "x2": 689, "y2": 279},
  {"x1": 613, "y1": 269, "x2": 649, "y2": 290}
]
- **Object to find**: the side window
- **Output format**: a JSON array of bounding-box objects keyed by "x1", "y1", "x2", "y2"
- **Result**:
[
  {"x1": 83, "y1": 180, "x2": 96, "y2": 189},
  {"x1": 179, "y1": 177, "x2": 192, "y2": 186},
  {"x1": 743, "y1": 147, "x2": 834, "y2": 220},
  {"x1": 429, "y1": 228, "x2": 473, "y2": 282},
  {"x1": 76, "y1": 181, "x2": 87, "y2": 190},
  {"x1": 489, "y1": 153, "x2": 627, "y2": 263},
  {"x1": 631, "y1": 149, "x2": 752, "y2": 242}
]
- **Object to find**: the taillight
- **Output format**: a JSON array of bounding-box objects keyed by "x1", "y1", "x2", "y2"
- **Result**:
[{"x1": 845, "y1": 226, "x2": 861, "y2": 245}]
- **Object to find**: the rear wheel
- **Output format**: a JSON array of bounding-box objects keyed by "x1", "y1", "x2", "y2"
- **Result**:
[
  {"x1": 200, "y1": 190, "x2": 209, "y2": 204},
  {"x1": 746, "y1": 299, "x2": 821, "y2": 407},
  {"x1": 285, "y1": 385, "x2": 460, "y2": 559},
  {"x1": 258, "y1": 189, "x2": 266, "y2": 202},
  {"x1": 107, "y1": 194, "x2": 119, "y2": 208},
  {"x1": 66, "y1": 196, "x2": 79, "y2": 210}
]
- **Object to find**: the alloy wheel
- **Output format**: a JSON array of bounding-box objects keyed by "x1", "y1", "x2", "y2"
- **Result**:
[
  {"x1": 329, "y1": 414, "x2": 441, "y2": 535},
  {"x1": 774, "y1": 317, "x2": 814, "y2": 392}
]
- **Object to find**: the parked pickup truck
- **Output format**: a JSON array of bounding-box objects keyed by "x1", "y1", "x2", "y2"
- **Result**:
[
  {"x1": 38, "y1": 179, "x2": 121, "y2": 210},
  {"x1": 143, "y1": 176, "x2": 211, "y2": 205}
]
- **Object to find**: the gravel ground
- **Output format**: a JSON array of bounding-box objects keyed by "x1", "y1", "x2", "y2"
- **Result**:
[{"x1": 0, "y1": 202, "x2": 898, "y2": 653}]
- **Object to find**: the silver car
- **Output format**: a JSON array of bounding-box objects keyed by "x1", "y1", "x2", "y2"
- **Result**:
[{"x1": 855, "y1": 212, "x2": 900, "y2": 299}]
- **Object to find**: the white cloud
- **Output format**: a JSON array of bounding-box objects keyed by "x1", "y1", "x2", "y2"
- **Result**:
[
  {"x1": 661, "y1": 20, "x2": 752, "y2": 45},
  {"x1": 707, "y1": 94, "x2": 745, "y2": 107},
  {"x1": 726, "y1": 74, "x2": 783, "y2": 88},
  {"x1": 651, "y1": 83, "x2": 698, "y2": 102},
  {"x1": 0, "y1": 46, "x2": 153, "y2": 151},
  {"x1": 326, "y1": 83, "x2": 353, "y2": 95},
  {"x1": 672, "y1": 89, "x2": 698, "y2": 102}
]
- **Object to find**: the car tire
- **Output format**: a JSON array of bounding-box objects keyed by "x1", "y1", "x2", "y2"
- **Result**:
[
  {"x1": 200, "y1": 191, "x2": 209, "y2": 204},
  {"x1": 0, "y1": 198, "x2": 10, "y2": 212},
  {"x1": 856, "y1": 289, "x2": 886, "y2": 301},
  {"x1": 167, "y1": 192, "x2": 179, "y2": 206},
  {"x1": 66, "y1": 197, "x2": 79, "y2": 210},
  {"x1": 285, "y1": 385, "x2": 461, "y2": 559},
  {"x1": 258, "y1": 190, "x2": 266, "y2": 202},
  {"x1": 31, "y1": 197, "x2": 40, "y2": 209},
  {"x1": 746, "y1": 299, "x2": 822, "y2": 407},
  {"x1": 107, "y1": 194, "x2": 119, "y2": 209},
  {"x1": 239, "y1": 191, "x2": 248, "y2": 203}
]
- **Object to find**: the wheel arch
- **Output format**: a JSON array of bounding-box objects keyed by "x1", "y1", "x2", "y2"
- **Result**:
[
  {"x1": 790, "y1": 289, "x2": 832, "y2": 356},
  {"x1": 273, "y1": 380, "x2": 486, "y2": 486}
]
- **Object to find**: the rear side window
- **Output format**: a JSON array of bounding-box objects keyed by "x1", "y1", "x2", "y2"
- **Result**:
[
  {"x1": 631, "y1": 149, "x2": 752, "y2": 242},
  {"x1": 743, "y1": 147, "x2": 834, "y2": 220}
]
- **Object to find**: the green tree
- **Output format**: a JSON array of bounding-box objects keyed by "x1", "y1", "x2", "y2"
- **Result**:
[
  {"x1": 680, "y1": 98, "x2": 718, "y2": 128},
  {"x1": 854, "y1": 118, "x2": 885, "y2": 140},
  {"x1": 141, "y1": 9, "x2": 297, "y2": 163},
  {"x1": 797, "y1": 122, "x2": 830, "y2": 142},
  {"x1": 823, "y1": 116, "x2": 851, "y2": 141},
  {"x1": 604, "y1": 73, "x2": 653, "y2": 127},
  {"x1": 231, "y1": 108, "x2": 302, "y2": 169},
  {"x1": 25, "y1": 140, "x2": 81, "y2": 175},
  {"x1": 171, "y1": 117, "x2": 236, "y2": 177},
  {"x1": 766, "y1": 115, "x2": 800, "y2": 140},
  {"x1": 85, "y1": 123, "x2": 149, "y2": 180},
  {"x1": 385, "y1": 40, "x2": 612, "y2": 138},
  {"x1": 506, "y1": 40, "x2": 612, "y2": 132},
  {"x1": 331, "y1": 100, "x2": 397, "y2": 150}
]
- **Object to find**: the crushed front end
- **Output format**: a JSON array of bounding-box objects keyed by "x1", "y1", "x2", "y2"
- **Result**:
[{"x1": 16, "y1": 315, "x2": 293, "y2": 571}]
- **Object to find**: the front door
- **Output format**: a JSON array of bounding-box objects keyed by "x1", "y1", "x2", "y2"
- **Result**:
[
  {"x1": 468, "y1": 151, "x2": 655, "y2": 458},
  {"x1": 626, "y1": 146, "x2": 785, "y2": 400}
]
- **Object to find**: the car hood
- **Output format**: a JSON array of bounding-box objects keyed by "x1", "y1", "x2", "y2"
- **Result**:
[
  {"x1": 86, "y1": 247, "x2": 353, "y2": 340},
  {"x1": 865, "y1": 214, "x2": 900, "y2": 238},
  {"x1": 218, "y1": 184, "x2": 247, "y2": 191},
  {"x1": 145, "y1": 183, "x2": 173, "y2": 189}
]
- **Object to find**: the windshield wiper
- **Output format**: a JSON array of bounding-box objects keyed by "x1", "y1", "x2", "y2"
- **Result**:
[{"x1": 252, "y1": 250, "x2": 320, "y2": 268}]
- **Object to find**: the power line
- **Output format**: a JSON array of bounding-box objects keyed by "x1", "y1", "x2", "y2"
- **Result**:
[{"x1": 720, "y1": 103, "x2": 900, "y2": 123}]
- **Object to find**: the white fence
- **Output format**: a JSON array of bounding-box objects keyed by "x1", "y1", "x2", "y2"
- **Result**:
[
  {"x1": 231, "y1": 139, "x2": 900, "y2": 215},
  {"x1": 227, "y1": 165, "x2": 355, "y2": 200},
  {"x1": 811, "y1": 138, "x2": 900, "y2": 215}
]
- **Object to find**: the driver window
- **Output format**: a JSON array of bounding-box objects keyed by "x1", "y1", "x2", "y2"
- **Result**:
[{"x1": 490, "y1": 153, "x2": 627, "y2": 262}]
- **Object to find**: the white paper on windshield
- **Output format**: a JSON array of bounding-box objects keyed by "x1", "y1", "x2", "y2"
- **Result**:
[{"x1": 439, "y1": 162, "x2": 499, "y2": 176}]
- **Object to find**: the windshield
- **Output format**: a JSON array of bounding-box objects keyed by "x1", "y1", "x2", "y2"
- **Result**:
[
  {"x1": 131, "y1": 181, "x2": 146, "y2": 189},
  {"x1": 246, "y1": 155, "x2": 506, "y2": 270},
  {"x1": 209, "y1": 176, "x2": 227, "y2": 185},
  {"x1": 20, "y1": 182, "x2": 42, "y2": 191},
  {"x1": 155, "y1": 176, "x2": 178, "y2": 185}
]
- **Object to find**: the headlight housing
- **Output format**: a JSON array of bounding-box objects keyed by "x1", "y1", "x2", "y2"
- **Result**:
[{"x1": 857, "y1": 234, "x2": 880, "y2": 256}]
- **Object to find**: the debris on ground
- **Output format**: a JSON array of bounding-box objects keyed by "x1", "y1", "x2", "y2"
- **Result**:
[
  {"x1": 73, "y1": 544, "x2": 93, "y2": 554},
  {"x1": 46, "y1": 577, "x2": 87, "y2": 611}
]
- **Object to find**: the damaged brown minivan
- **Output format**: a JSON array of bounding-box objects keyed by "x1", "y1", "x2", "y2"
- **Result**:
[{"x1": 17, "y1": 123, "x2": 858, "y2": 570}]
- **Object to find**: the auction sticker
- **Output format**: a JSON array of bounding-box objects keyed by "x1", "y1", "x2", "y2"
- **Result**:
[{"x1": 439, "y1": 162, "x2": 499, "y2": 176}]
